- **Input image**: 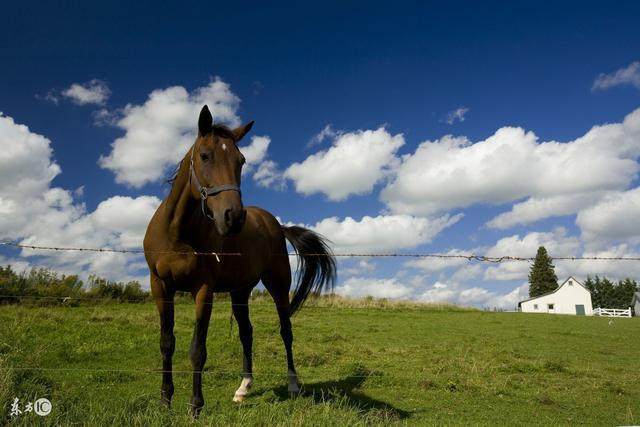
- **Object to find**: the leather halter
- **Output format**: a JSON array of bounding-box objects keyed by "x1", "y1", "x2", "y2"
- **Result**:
[{"x1": 189, "y1": 143, "x2": 241, "y2": 221}]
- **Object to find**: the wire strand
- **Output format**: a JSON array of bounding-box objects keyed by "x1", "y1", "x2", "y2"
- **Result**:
[{"x1": 4, "y1": 241, "x2": 640, "y2": 261}]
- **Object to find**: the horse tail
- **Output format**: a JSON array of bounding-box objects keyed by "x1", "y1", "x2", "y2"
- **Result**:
[{"x1": 282, "y1": 225, "x2": 337, "y2": 315}]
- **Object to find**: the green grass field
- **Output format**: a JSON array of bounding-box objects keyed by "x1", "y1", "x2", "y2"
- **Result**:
[{"x1": 1, "y1": 299, "x2": 639, "y2": 426}]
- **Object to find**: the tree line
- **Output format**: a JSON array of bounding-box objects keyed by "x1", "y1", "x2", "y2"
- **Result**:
[
  {"x1": 0, "y1": 265, "x2": 149, "y2": 305},
  {"x1": 529, "y1": 246, "x2": 638, "y2": 309}
]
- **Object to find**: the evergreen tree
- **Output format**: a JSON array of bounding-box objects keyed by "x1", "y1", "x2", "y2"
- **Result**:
[
  {"x1": 528, "y1": 246, "x2": 558, "y2": 297},
  {"x1": 612, "y1": 278, "x2": 637, "y2": 309},
  {"x1": 599, "y1": 277, "x2": 615, "y2": 307},
  {"x1": 584, "y1": 276, "x2": 638, "y2": 308}
]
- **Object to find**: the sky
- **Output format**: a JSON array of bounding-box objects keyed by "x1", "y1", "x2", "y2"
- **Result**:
[{"x1": 1, "y1": 1, "x2": 640, "y2": 308}]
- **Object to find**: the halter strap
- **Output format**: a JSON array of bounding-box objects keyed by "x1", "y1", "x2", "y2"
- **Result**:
[{"x1": 190, "y1": 145, "x2": 241, "y2": 221}]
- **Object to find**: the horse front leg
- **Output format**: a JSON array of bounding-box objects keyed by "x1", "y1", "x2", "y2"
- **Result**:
[
  {"x1": 151, "y1": 275, "x2": 175, "y2": 407},
  {"x1": 189, "y1": 285, "x2": 213, "y2": 417}
]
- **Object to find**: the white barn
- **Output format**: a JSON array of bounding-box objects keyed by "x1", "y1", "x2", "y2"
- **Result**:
[{"x1": 519, "y1": 277, "x2": 593, "y2": 316}]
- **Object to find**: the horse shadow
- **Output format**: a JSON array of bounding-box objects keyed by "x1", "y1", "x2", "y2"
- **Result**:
[{"x1": 254, "y1": 373, "x2": 412, "y2": 420}]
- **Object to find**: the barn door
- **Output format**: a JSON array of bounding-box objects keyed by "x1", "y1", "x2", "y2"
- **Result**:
[{"x1": 575, "y1": 304, "x2": 585, "y2": 315}]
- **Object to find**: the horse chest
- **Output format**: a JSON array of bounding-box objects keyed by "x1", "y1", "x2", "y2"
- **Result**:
[{"x1": 155, "y1": 253, "x2": 199, "y2": 285}]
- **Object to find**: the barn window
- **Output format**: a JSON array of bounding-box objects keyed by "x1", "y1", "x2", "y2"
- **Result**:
[
  {"x1": 534, "y1": 304, "x2": 538, "y2": 310},
  {"x1": 548, "y1": 304, "x2": 554, "y2": 310},
  {"x1": 568, "y1": 280, "x2": 573, "y2": 286}
]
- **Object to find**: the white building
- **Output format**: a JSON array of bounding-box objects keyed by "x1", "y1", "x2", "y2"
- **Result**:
[{"x1": 518, "y1": 276, "x2": 593, "y2": 316}]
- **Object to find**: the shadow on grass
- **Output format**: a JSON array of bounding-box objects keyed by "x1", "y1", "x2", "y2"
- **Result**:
[{"x1": 257, "y1": 367, "x2": 412, "y2": 421}]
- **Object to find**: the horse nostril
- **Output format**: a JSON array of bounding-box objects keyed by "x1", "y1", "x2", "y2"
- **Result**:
[{"x1": 224, "y1": 208, "x2": 233, "y2": 226}]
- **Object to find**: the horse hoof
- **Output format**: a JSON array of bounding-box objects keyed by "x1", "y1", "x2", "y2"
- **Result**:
[
  {"x1": 233, "y1": 393, "x2": 246, "y2": 403},
  {"x1": 189, "y1": 404, "x2": 203, "y2": 418},
  {"x1": 288, "y1": 388, "x2": 301, "y2": 399},
  {"x1": 159, "y1": 395, "x2": 172, "y2": 408}
]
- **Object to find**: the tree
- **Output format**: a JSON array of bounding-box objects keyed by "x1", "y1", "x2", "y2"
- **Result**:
[
  {"x1": 528, "y1": 246, "x2": 558, "y2": 297},
  {"x1": 585, "y1": 276, "x2": 638, "y2": 308},
  {"x1": 612, "y1": 278, "x2": 638, "y2": 308}
]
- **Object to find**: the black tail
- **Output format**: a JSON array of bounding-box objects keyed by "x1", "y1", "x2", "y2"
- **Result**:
[{"x1": 283, "y1": 225, "x2": 337, "y2": 315}]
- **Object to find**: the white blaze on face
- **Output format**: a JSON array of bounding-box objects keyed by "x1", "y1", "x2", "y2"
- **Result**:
[{"x1": 222, "y1": 143, "x2": 227, "y2": 151}]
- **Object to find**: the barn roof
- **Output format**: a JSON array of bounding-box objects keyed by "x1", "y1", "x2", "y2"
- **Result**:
[{"x1": 518, "y1": 276, "x2": 589, "y2": 307}]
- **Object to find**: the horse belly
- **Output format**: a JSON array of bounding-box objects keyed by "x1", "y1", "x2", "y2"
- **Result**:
[{"x1": 211, "y1": 256, "x2": 263, "y2": 293}]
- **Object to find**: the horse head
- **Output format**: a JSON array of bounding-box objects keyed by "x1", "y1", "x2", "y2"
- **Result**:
[{"x1": 190, "y1": 105, "x2": 253, "y2": 236}]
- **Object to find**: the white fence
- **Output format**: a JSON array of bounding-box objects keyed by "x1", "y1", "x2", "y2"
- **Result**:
[{"x1": 593, "y1": 307, "x2": 632, "y2": 318}]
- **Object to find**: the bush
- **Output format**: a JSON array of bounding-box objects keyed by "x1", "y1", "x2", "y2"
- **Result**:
[{"x1": 0, "y1": 265, "x2": 149, "y2": 305}]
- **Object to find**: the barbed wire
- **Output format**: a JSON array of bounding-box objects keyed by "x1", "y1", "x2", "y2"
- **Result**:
[{"x1": 3, "y1": 241, "x2": 640, "y2": 262}]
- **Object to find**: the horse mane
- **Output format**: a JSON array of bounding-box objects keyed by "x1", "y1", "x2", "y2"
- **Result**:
[{"x1": 165, "y1": 124, "x2": 236, "y2": 186}]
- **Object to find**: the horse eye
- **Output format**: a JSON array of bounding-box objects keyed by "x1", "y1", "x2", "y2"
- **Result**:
[{"x1": 200, "y1": 153, "x2": 210, "y2": 161}]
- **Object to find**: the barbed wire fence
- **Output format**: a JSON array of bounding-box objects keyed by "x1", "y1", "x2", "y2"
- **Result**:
[
  {"x1": 1, "y1": 240, "x2": 638, "y2": 380},
  {"x1": 3, "y1": 241, "x2": 640, "y2": 262},
  {"x1": 1, "y1": 239, "x2": 639, "y2": 306}
]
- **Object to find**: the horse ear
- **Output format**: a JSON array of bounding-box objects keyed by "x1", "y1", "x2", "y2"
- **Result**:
[
  {"x1": 198, "y1": 105, "x2": 213, "y2": 136},
  {"x1": 233, "y1": 121, "x2": 254, "y2": 141}
]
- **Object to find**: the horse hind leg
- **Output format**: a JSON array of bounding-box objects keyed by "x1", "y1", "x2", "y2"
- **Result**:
[
  {"x1": 231, "y1": 287, "x2": 254, "y2": 402},
  {"x1": 262, "y1": 270, "x2": 300, "y2": 398}
]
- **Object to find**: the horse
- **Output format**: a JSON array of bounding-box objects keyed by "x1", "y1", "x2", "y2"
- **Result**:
[{"x1": 143, "y1": 105, "x2": 336, "y2": 416}]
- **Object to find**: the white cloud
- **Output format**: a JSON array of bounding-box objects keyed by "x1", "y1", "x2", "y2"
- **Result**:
[
  {"x1": 417, "y1": 282, "x2": 457, "y2": 302},
  {"x1": 305, "y1": 213, "x2": 462, "y2": 253},
  {"x1": 92, "y1": 108, "x2": 118, "y2": 126},
  {"x1": 576, "y1": 187, "x2": 640, "y2": 244},
  {"x1": 240, "y1": 136, "x2": 270, "y2": 169},
  {"x1": 308, "y1": 124, "x2": 340, "y2": 147},
  {"x1": 285, "y1": 127, "x2": 404, "y2": 201},
  {"x1": 450, "y1": 264, "x2": 484, "y2": 282},
  {"x1": 445, "y1": 107, "x2": 469, "y2": 124},
  {"x1": 341, "y1": 259, "x2": 376, "y2": 276},
  {"x1": 253, "y1": 160, "x2": 286, "y2": 190},
  {"x1": 417, "y1": 280, "x2": 527, "y2": 309},
  {"x1": 483, "y1": 228, "x2": 580, "y2": 281},
  {"x1": 98, "y1": 77, "x2": 241, "y2": 187},
  {"x1": 486, "y1": 192, "x2": 604, "y2": 229},
  {"x1": 238, "y1": 135, "x2": 286, "y2": 190},
  {"x1": 89, "y1": 196, "x2": 161, "y2": 248},
  {"x1": 593, "y1": 61, "x2": 640, "y2": 91},
  {"x1": 555, "y1": 245, "x2": 640, "y2": 281},
  {"x1": 62, "y1": 79, "x2": 111, "y2": 105},
  {"x1": 381, "y1": 109, "x2": 640, "y2": 217},
  {"x1": 0, "y1": 114, "x2": 61, "y2": 201},
  {"x1": 334, "y1": 268, "x2": 526, "y2": 308},
  {"x1": 404, "y1": 249, "x2": 472, "y2": 272},
  {"x1": 0, "y1": 113, "x2": 159, "y2": 284},
  {"x1": 335, "y1": 276, "x2": 415, "y2": 299}
]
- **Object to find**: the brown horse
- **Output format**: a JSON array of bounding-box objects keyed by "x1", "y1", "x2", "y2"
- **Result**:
[{"x1": 143, "y1": 105, "x2": 336, "y2": 416}]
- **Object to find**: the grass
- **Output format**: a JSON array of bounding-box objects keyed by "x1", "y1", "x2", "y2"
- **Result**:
[{"x1": 0, "y1": 299, "x2": 639, "y2": 426}]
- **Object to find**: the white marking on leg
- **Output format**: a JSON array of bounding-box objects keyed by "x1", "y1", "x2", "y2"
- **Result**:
[
  {"x1": 287, "y1": 370, "x2": 300, "y2": 394},
  {"x1": 233, "y1": 375, "x2": 253, "y2": 402}
]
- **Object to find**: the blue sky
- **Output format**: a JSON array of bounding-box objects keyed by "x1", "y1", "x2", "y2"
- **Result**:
[{"x1": 1, "y1": 1, "x2": 640, "y2": 307}]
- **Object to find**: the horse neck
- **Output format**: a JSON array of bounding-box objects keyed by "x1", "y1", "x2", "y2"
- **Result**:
[{"x1": 165, "y1": 153, "x2": 198, "y2": 242}]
